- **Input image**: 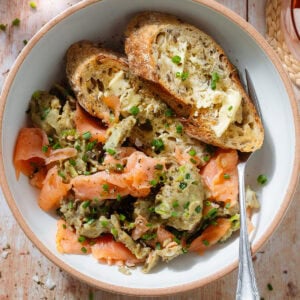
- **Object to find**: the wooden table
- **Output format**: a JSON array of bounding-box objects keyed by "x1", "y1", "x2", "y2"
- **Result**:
[{"x1": 0, "y1": 1, "x2": 299, "y2": 299}]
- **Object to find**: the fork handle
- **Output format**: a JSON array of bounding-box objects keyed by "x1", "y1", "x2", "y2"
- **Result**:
[{"x1": 236, "y1": 163, "x2": 260, "y2": 300}]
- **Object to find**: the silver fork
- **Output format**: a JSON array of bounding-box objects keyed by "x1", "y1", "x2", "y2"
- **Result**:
[{"x1": 235, "y1": 69, "x2": 261, "y2": 300}]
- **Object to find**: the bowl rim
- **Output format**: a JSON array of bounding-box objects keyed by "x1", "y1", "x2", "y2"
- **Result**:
[{"x1": 0, "y1": 0, "x2": 299, "y2": 296}]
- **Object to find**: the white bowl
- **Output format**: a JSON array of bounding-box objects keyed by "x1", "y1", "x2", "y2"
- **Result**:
[{"x1": 0, "y1": 0, "x2": 299, "y2": 296}]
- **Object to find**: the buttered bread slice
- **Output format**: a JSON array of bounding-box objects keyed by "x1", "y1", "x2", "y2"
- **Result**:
[{"x1": 125, "y1": 12, "x2": 264, "y2": 152}]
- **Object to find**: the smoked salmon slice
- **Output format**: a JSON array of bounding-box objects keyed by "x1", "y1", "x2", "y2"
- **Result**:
[
  {"x1": 13, "y1": 128, "x2": 49, "y2": 179},
  {"x1": 200, "y1": 149, "x2": 238, "y2": 206},
  {"x1": 91, "y1": 234, "x2": 142, "y2": 265},
  {"x1": 39, "y1": 165, "x2": 71, "y2": 211},
  {"x1": 45, "y1": 148, "x2": 77, "y2": 165},
  {"x1": 71, "y1": 151, "x2": 159, "y2": 200},
  {"x1": 74, "y1": 103, "x2": 107, "y2": 143},
  {"x1": 189, "y1": 218, "x2": 232, "y2": 254},
  {"x1": 102, "y1": 95, "x2": 120, "y2": 124},
  {"x1": 56, "y1": 220, "x2": 91, "y2": 254}
]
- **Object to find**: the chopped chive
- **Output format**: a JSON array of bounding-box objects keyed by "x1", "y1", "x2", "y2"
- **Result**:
[
  {"x1": 257, "y1": 174, "x2": 268, "y2": 185},
  {"x1": 151, "y1": 139, "x2": 164, "y2": 153},
  {"x1": 165, "y1": 108, "x2": 174, "y2": 117},
  {"x1": 69, "y1": 159, "x2": 76, "y2": 166},
  {"x1": 82, "y1": 154, "x2": 88, "y2": 162},
  {"x1": 173, "y1": 237, "x2": 180, "y2": 244},
  {"x1": 115, "y1": 163, "x2": 124, "y2": 172},
  {"x1": 23, "y1": 39, "x2": 28, "y2": 45},
  {"x1": 183, "y1": 201, "x2": 190, "y2": 209},
  {"x1": 148, "y1": 207, "x2": 155, "y2": 213},
  {"x1": 150, "y1": 179, "x2": 158, "y2": 186},
  {"x1": 146, "y1": 223, "x2": 153, "y2": 227},
  {"x1": 205, "y1": 208, "x2": 218, "y2": 219},
  {"x1": 119, "y1": 214, "x2": 126, "y2": 221},
  {"x1": 176, "y1": 124, "x2": 183, "y2": 134},
  {"x1": 81, "y1": 246, "x2": 87, "y2": 253},
  {"x1": 181, "y1": 71, "x2": 189, "y2": 81},
  {"x1": 116, "y1": 194, "x2": 122, "y2": 201},
  {"x1": 129, "y1": 106, "x2": 139, "y2": 116},
  {"x1": 195, "y1": 205, "x2": 202, "y2": 213},
  {"x1": 267, "y1": 283, "x2": 273, "y2": 291},
  {"x1": 190, "y1": 158, "x2": 197, "y2": 164},
  {"x1": 57, "y1": 170, "x2": 66, "y2": 180},
  {"x1": 86, "y1": 141, "x2": 97, "y2": 151},
  {"x1": 86, "y1": 218, "x2": 95, "y2": 225},
  {"x1": 182, "y1": 247, "x2": 188, "y2": 253},
  {"x1": 202, "y1": 155, "x2": 210, "y2": 162},
  {"x1": 211, "y1": 72, "x2": 220, "y2": 90},
  {"x1": 142, "y1": 233, "x2": 157, "y2": 241},
  {"x1": 102, "y1": 183, "x2": 109, "y2": 192},
  {"x1": 42, "y1": 145, "x2": 48, "y2": 153},
  {"x1": 32, "y1": 90, "x2": 41, "y2": 99},
  {"x1": 12, "y1": 18, "x2": 20, "y2": 26},
  {"x1": 107, "y1": 148, "x2": 116, "y2": 155},
  {"x1": 82, "y1": 131, "x2": 91, "y2": 140},
  {"x1": 205, "y1": 200, "x2": 211, "y2": 206},
  {"x1": 62, "y1": 224, "x2": 67, "y2": 229},
  {"x1": 111, "y1": 228, "x2": 118, "y2": 238},
  {"x1": 188, "y1": 148, "x2": 196, "y2": 156},
  {"x1": 179, "y1": 181, "x2": 187, "y2": 190},
  {"x1": 202, "y1": 239, "x2": 210, "y2": 246},
  {"x1": 68, "y1": 201, "x2": 74, "y2": 209},
  {"x1": 0, "y1": 24, "x2": 7, "y2": 31},
  {"x1": 228, "y1": 105, "x2": 233, "y2": 111},
  {"x1": 155, "y1": 242, "x2": 161, "y2": 250},
  {"x1": 82, "y1": 201, "x2": 90, "y2": 209},
  {"x1": 78, "y1": 236, "x2": 86, "y2": 243},
  {"x1": 84, "y1": 170, "x2": 90, "y2": 175},
  {"x1": 171, "y1": 211, "x2": 178, "y2": 217},
  {"x1": 41, "y1": 107, "x2": 50, "y2": 120},
  {"x1": 171, "y1": 55, "x2": 181, "y2": 64},
  {"x1": 185, "y1": 173, "x2": 191, "y2": 180},
  {"x1": 223, "y1": 173, "x2": 231, "y2": 179},
  {"x1": 175, "y1": 72, "x2": 181, "y2": 78},
  {"x1": 155, "y1": 164, "x2": 163, "y2": 170},
  {"x1": 101, "y1": 220, "x2": 108, "y2": 227},
  {"x1": 29, "y1": 1, "x2": 37, "y2": 9},
  {"x1": 172, "y1": 200, "x2": 179, "y2": 208},
  {"x1": 225, "y1": 203, "x2": 231, "y2": 209}
]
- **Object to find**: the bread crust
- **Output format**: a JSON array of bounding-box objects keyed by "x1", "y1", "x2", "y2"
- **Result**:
[{"x1": 125, "y1": 12, "x2": 264, "y2": 152}]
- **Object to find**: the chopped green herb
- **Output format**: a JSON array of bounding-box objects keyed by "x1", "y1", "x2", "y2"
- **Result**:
[
  {"x1": 129, "y1": 106, "x2": 140, "y2": 116},
  {"x1": 172, "y1": 200, "x2": 179, "y2": 208},
  {"x1": 32, "y1": 90, "x2": 41, "y2": 99},
  {"x1": 188, "y1": 148, "x2": 196, "y2": 156},
  {"x1": 75, "y1": 144, "x2": 81, "y2": 151},
  {"x1": 171, "y1": 211, "x2": 178, "y2": 217},
  {"x1": 223, "y1": 173, "x2": 231, "y2": 179},
  {"x1": 267, "y1": 283, "x2": 273, "y2": 291},
  {"x1": 176, "y1": 124, "x2": 183, "y2": 134},
  {"x1": 203, "y1": 155, "x2": 210, "y2": 162},
  {"x1": 205, "y1": 208, "x2": 218, "y2": 219},
  {"x1": 116, "y1": 194, "x2": 122, "y2": 201},
  {"x1": 69, "y1": 159, "x2": 76, "y2": 166},
  {"x1": 78, "y1": 236, "x2": 86, "y2": 243},
  {"x1": 195, "y1": 205, "x2": 202, "y2": 213},
  {"x1": 102, "y1": 183, "x2": 109, "y2": 192},
  {"x1": 185, "y1": 173, "x2": 191, "y2": 180},
  {"x1": 151, "y1": 138, "x2": 164, "y2": 153},
  {"x1": 225, "y1": 203, "x2": 231, "y2": 209},
  {"x1": 257, "y1": 174, "x2": 268, "y2": 185},
  {"x1": 150, "y1": 179, "x2": 158, "y2": 186},
  {"x1": 148, "y1": 207, "x2": 155, "y2": 213},
  {"x1": 205, "y1": 200, "x2": 211, "y2": 206},
  {"x1": 119, "y1": 214, "x2": 126, "y2": 221},
  {"x1": 211, "y1": 72, "x2": 220, "y2": 90},
  {"x1": 82, "y1": 201, "x2": 90, "y2": 209},
  {"x1": 173, "y1": 237, "x2": 180, "y2": 244},
  {"x1": 68, "y1": 201, "x2": 74, "y2": 209},
  {"x1": 142, "y1": 233, "x2": 157, "y2": 241},
  {"x1": 41, "y1": 107, "x2": 50, "y2": 120},
  {"x1": 176, "y1": 72, "x2": 181, "y2": 78},
  {"x1": 82, "y1": 131, "x2": 91, "y2": 140},
  {"x1": 42, "y1": 145, "x2": 48, "y2": 153},
  {"x1": 101, "y1": 220, "x2": 108, "y2": 227},
  {"x1": 86, "y1": 218, "x2": 95, "y2": 225},
  {"x1": 165, "y1": 108, "x2": 174, "y2": 117},
  {"x1": 228, "y1": 105, "x2": 233, "y2": 111},
  {"x1": 57, "y1": 170, "x2": 66, "y2": 180},
  {"x1": 115, "y1": 163, "x2": 124, "y2": 172},
  {"x1": 202, "y1": 239, "x2": 210, "y2": 246},
  {"x1": 155, "y1": 164, "x2": 163, "y2": 170},
  {"x1": 179, "y1": 181, "x2": 188, "y2": 190},
  {"x1": 111, "y1": 228, "x2": 118, "y2": 238},
  {"x1": 171, "y1": 55, "x2": 181, "y2": 64},
  {"x1": 81, "y1": 246, "x2": 87, "y2": 253},
  {"x1": 23, "y1": 39, "x2": 28, "y2": 45},
  {"x1": 190, "y1": 158, "x2": 197, "y2": 164},
  {"x1": 155, "y1": 242, "x2": 161, "y2": 250},
  {"x1": 182, "y1": 247, "x2": 188, "y2": 253},
  {"x1": 86, "y1": 141, "x2": 97, "y2": 151},
  {"x1": 0, "y1": 24, "x2": 7, "y2": 31},
  {"x1": 52, "y1": 142, "x2": 62, "y2": 150},
  {"x1": 183, "y1": 201, "x2": 190, "y2": 209},
  {"x1": 82, "y1": 154, "x2": 88, "y2": 162},
  {"x1": 12, "y1": 18, "x2": 20, "y2": 26},
  {"x1": 107, "y1": 148, "x2": 116, "y2": 155},
  {"x1": 29, "y1": 1, "x2": 37, "y2": 9},
  {"x1": 62, "y1": 224, "x2": 67, "y2": 229},
  {"x1": 181, "y1": 71, "x2": 189, "y2": 81}
]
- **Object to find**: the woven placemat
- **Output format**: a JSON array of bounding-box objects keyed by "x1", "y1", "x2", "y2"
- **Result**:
[{"x1": 266, "y1": 0, "x2": 300, "y2": 87}]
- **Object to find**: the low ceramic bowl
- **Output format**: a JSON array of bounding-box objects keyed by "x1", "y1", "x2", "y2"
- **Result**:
[{"x1": 0, "y1": 0, "x2": 299, "y2": 296}]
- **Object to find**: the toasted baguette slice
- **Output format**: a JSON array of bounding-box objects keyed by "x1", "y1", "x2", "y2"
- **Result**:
[{"x1": 125, "y1": 12, "x2": 264, "y2": 152}]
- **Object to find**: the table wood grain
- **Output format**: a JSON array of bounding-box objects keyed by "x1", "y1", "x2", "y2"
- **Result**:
[{"x1": 0, "y1": 1, "x2": 299, "y2": 299}]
